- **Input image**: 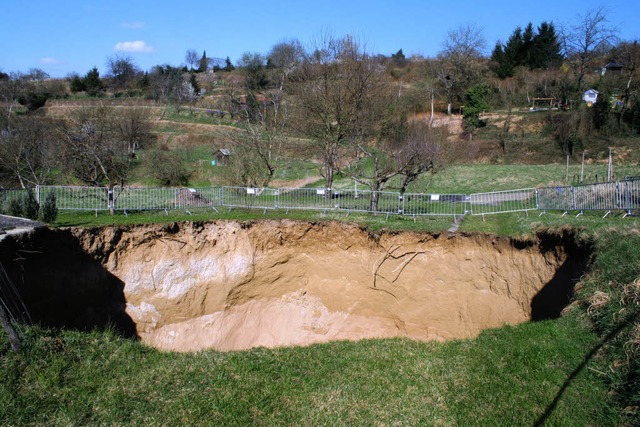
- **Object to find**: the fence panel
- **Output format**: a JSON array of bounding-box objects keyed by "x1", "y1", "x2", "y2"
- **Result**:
[
  {"x1": 113, "y1": 187, "x2": 176, "y2": 211},
  {"x1": 276, "y1": 188, "x2": 333, "y2": 211},
  {"x1": 622, "y1": 178, "x2": 640, "y2": 212},
  {"x1": 573, "y1": 182, "x2": 622, "y2": 211},
  {"x1": 38, "y1": 186, "x2": 109, "y2": 211},
  {"x1": 221, "y1": 187, "x2": 279, "y2": 210},
  {"x1": 537, "y1": 186, "x2": 574, "y2": 211},
  {"x1": 469, "y1": 188, "x2": 537, "y2": 216},
  {"x1": 402, "y1": 193, "x2": 468, "y2": 217},
  {"x1": 0, "y1": 189, "x2": 28, "y2": 208}
]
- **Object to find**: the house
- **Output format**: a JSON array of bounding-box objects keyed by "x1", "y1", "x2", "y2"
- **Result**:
[
  {"x1": 213, "y1": 148, "x2": 230, "y2": 166},
  {"x1": 582, "y1": 89, "x2": 599, "y2": 106},
  {"x1": 601, "y1": 61, "x2": 624, "y2": 76}
]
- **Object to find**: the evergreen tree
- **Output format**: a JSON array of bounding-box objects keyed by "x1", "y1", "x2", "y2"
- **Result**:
[
  {"x1": 530, "y1": 22, "x2": 563, "y2": 69},
  {"x1": 223, "y1": 56, "x2": 235, "y2": 71},
  {"x1": 491, "y1": 22, "x2": 563, "y2": 78},
  {"x1": 39, "y1": 191, "x2": 58, "y2": 223},
  {"x1": 189, "y1": 72, "x2": 200, "y2": 96},
  {"x1": 391, "y1": 49, "x2": 407, "y2": 67},
  {"x1": 198, "y1": 50, "x2": 208, "y2": 73},
  {"x1": 520, "y1": 23, "x2": 535, "y2": 68},
  {"x1": 69, "y1": 73, "x2": 85, "y2": 92},
  {"x1": 491, "y1": 27, "x2": 522, "y2": 78},
  {"x1": 83, "y1": 67, "x2": 104, "y2": 96}
]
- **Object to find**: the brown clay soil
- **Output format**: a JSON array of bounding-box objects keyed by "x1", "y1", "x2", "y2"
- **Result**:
[{"x1": 0, "y1": 220, "x2": 589, "y2": 352}]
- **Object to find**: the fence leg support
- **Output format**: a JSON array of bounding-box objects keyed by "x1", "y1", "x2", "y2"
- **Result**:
[
  {"x1": 482, "y1": 214, "x2": 485, "y2": 222},
  {"x1": 539, "y1": 211, "x2": 547, "y2": 217},
  {"x1": 562, "y1": 211, "x2": 568, "y2": 217},
  {"x1": 576, "y1": 211, "x2": 584, "y2": 218},
  {"x1": 186, "y1": 210, "x2": 192, "y2": 215},
  {"x1": 603, "y1": 210, "x2": 611, "y2": 219}
]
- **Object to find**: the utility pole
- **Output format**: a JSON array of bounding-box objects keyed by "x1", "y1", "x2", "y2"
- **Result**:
[
  {"x1": 581, "y1": 151, "x2": 586, "y2": 183},
  {"x1": 607, "y1": 147, "x2": 613, "y2": 181}
]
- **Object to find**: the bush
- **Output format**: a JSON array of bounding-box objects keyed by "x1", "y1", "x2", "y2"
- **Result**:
[
  {"x1": 145, "y1": 150, "x2": 190, "y2": 186},
  {"x1": 5, "y1": 197, "x2": 23, "y2": 217},
  {"x1": 23, "y1": 188, "x2": 39, "y2": 220},
  {"x1": 39, "y1": 192, "x2": 58, "y2": 223}
]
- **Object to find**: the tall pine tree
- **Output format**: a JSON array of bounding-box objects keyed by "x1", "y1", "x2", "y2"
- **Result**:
[
  {"x1": 530, "y1": 22, "x2": 563, "y2": 69},
  {"x1": 491, "y1": 21, "x2": 563, "y2": 78}
]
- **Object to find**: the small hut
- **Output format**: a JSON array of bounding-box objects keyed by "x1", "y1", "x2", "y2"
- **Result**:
[{"x1": 213, "y1": 148, "x2": 230, "y2": 166}]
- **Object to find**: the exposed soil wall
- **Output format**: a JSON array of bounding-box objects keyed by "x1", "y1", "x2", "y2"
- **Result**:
[{"x1": 0, "y1": 221, "x2": 590, "y2": 352}]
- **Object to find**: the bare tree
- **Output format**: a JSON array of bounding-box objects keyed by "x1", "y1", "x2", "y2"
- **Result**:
[
  {"x1": 222, "y1": 85, "x2": 289, "y2": 187},
  {"x1": 0, "y1": 116, "x2": 60, "y2": 188},
  {"x1": 185, "y1": 49, "x2": 199, "y2": 71},
  {"x1": 115, "y1": 105, "x2": 153, "y2": 156},
  {"x1": 106, "y1": 54, "x2": 141, "y2": 91},
  {"x1": 291, "y1": 34, "x2": 381, "y2": 190},
  {"x1": 268, "y1": 39, "x2": 304, "y2": 90},
  {"x1": 438, "y1": 24, "x2": 487, "y2": 115},
  {"x1": 60, "y1": 105, "x2": 140, "y2": 213},
  {"x1": 562, "y1": 7, "x2": 619, "y2": 89}
]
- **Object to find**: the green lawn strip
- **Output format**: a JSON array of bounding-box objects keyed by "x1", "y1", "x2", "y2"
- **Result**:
[{"x1": 0, "y1": 317, "x2": 616, "y2": 425}]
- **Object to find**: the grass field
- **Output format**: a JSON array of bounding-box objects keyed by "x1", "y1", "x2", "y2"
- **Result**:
[
  {"x1": 0, "y1": 316, "x2": 616, "y2": 426},
  {"x1": 3, "y1": 160, "x2": 640, "y2": 425}
]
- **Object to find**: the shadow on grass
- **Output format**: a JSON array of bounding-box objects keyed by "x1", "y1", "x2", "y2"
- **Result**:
[{"x1": 533, "y1": 310, "x2": 640, "y2": 427}]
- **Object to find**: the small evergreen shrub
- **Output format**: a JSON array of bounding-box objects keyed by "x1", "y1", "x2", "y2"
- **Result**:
[
  {"x1": 23, "y1": 188, "x2": 39, "y2": 220},
  {"x1": 39, "y1": 192, "x2": 58, "y2": 223},
  {"x1": 6, "y1": 197, "x2": 23, "y2": 217}
]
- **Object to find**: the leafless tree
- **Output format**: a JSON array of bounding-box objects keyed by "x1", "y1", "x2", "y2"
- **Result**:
[
  {"x1": 106, "y1": 54, "x2": 141, "y2": 91},
  {"x1": 291, "y1": 34, "x2": 382, "y2": 190},
  {"x1": 60, "y1": 105, "x2": 149, "y2": 213},
  {"x1": 268, "y1": 39, "x2": 305, "y2": 90},
  {"x1": 0, "y1": 116, "x2": 60, "y2": 188},
  {"x1": 222, "y1": 86, "x2": 289, "y2": 187},
  {"x1": 562, "y1": 7, "x2": 619, "y2": 89},
  {"x1": 115, "y1": 105, "x2": 154, "y2": 156},
  {"x1": 185, "y1": 49, "x2": 200, "y2": 71},
  {"x1": 438, "y1": 24, "x2": 487, "y2": 115}
]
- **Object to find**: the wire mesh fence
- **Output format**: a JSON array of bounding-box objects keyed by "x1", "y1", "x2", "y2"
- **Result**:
[{"x1": 21, "y1": 179, "x2": 640, "y2": 219}]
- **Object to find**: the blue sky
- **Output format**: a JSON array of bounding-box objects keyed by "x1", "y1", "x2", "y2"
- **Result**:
[{"x1": 2, "y1": 0, "x2": 639, "y2": 78}]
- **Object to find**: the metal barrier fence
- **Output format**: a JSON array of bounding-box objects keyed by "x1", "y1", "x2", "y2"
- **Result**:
[
  {"x1": 38, "y1": 186, "x2": 109, "y2": 211},
  {"x1": 0, "y1": 189, "x2": 28, "y2": 210},
  {"x1": 538, "y1": 178, "x2": 640, "y2": 215},
  {"x1": 468, "y1": 188, "x2": 538, "y2": 216},
  {"x1": 4, "y1": 178, "x2": 637, "y2": 219}
]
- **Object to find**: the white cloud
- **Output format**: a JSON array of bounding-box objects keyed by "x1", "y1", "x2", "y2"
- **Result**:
[
  {"x1": 113, "y1": 40, "x2": 154, "y2": 53},
  {"x1": 40, "y1": 57, "x2": 62, "y2": 64},
  {"x1": 123, "y1": 21, "x2": 145, "y2": 29}
]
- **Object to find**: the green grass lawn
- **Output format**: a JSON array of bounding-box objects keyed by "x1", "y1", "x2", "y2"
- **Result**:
[{"x1": 0, "y1": 317, "x2": 617, "y2": 426}]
